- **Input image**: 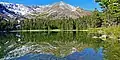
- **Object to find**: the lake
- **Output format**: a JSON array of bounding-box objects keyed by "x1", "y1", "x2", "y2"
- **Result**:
[{"x1": 0, "y1": 31, "x2": 118, "y2": 60}]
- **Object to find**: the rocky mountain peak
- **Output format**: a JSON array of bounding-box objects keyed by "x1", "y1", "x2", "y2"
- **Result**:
[{"x1": 58, "y1": 1, "x2": 66, "y2": 5}]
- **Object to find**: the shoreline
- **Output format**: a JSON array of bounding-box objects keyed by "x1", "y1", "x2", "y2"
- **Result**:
[{"x1": 9, "y1": 29, "x2": 89, "y2": 32}]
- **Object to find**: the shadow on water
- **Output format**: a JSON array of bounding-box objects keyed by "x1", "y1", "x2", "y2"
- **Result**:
[{"x1": 0, "y1": 31, "x2": 104, "y2": 60}]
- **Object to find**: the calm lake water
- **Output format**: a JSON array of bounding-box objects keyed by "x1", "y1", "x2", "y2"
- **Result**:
[{"x1": 0, "y1": 31, "x2": 116, "y2": 60}]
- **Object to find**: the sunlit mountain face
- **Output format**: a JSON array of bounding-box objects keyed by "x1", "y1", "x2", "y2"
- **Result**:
[{"x1": 0, "y1": 1, "x2": 91, "y2": 19}]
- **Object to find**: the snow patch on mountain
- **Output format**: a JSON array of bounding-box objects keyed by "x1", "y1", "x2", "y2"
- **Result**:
[{"x1": 0, "y1": 2, "x2": 34, "y2": 15}]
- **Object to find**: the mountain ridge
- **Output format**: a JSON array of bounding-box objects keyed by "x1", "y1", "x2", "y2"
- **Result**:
[{"x1": 0, "y1": 1, "x2": 91, "y2": 19}]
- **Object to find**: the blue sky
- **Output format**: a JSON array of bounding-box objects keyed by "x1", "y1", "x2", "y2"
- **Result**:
[{"x1": 1, "y1": 0, "x2": 101, "y2": 11}]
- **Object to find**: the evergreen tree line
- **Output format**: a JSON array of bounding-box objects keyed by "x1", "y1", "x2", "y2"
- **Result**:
[{"x1": 20, "y1": 15, "x2": 102, "y2": 30}]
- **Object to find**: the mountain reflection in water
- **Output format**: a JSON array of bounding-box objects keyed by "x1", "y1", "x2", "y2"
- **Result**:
[
  {"x1": 0, "y1": 32, "x2": 104, "y2": 60},
  {"x1": 13, "y1": 48, "x2": 103, "y2": 60}
]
